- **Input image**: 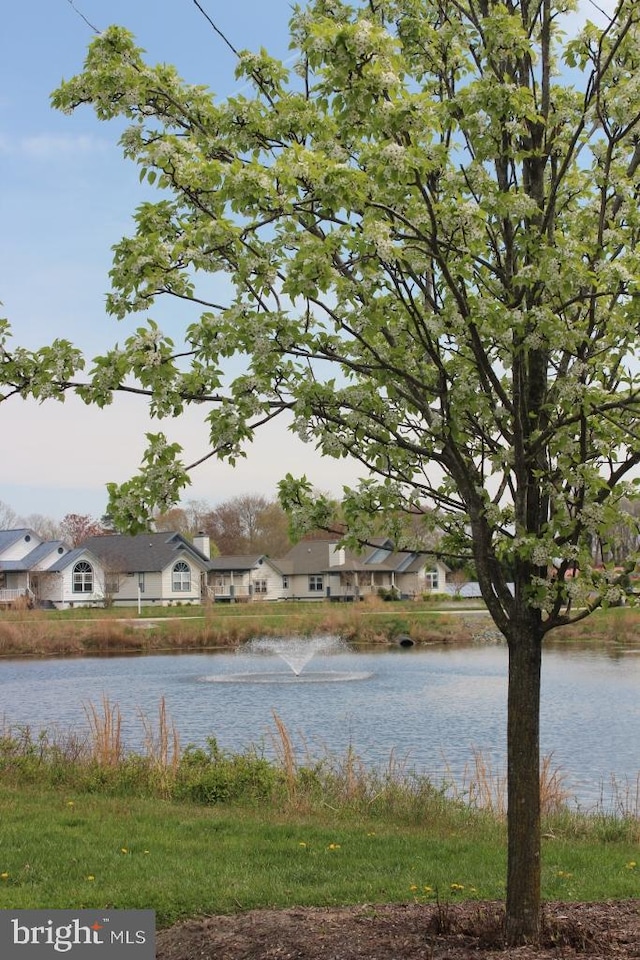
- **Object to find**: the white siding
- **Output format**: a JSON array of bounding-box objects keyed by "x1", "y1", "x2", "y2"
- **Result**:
[
  {"x1": 207, "y1": 560, "x2": 285, "y2": 601},
  {"x1": 32, "y1": 545, "x2": 70, "y2": 570},
  {"x1": 286, "y1": 571, "x2": 333, "y2": 600},
  {"x1": 38, "y1": 572, "x2": 65, "y2": 605},
  {"x1": 3, "y1": 572, "x2": 29, "y2": 591},
  {"x1": 1, "y1": 532, "x2": 42, "y2": 561},
  {"x1": 161, "y1": 561, "x2": 202, "y2": 605},
  {"x1": 246, "y1": 564, "x2": 283, "y2": 600},
  {"x1": 54, "y1": 561, "x2": 104, "y2": 609}
]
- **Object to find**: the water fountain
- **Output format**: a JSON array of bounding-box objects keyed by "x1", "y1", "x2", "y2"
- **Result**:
[{"x1": 198, "y1": 634, "x2": 373, "y2": 683}]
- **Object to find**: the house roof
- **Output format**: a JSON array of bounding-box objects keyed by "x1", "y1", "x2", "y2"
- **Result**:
[
  {"x1": 207, "y1": 554, "x2": 283, "y2": 573},
  {"x1": 80, "y1": 532, "x2": 210, "y2": 573},
  {"x1": 0, "y1": 541, "x2": 69, "y2": 572},
  {"x1": 276, "y1": 541, "x2": 334, "y2": 575},
  {"x1": 0, "y1": 528, "x2": 39, "y2": 556},
  {"x1": 277, "y1": 539, "x2": 449, "y2": 576},
  {"x1": 46, "y1": 546, "x2": 100, "y2": 573}
]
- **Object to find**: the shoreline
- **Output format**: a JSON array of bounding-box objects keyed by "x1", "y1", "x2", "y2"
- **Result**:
[{"x1": 0, "y1": 602, "x2": 637, "y2": 660}]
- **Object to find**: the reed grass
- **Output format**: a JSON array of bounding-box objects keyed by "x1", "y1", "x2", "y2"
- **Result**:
[
  {"x1": 83, "y1": 696, "x2": 123, "y2": 766},
  {"x1": 270, "y1": 710, "x2": 298, "y2": 799},
  {"x1": 449, "y1": 749, "x2": 573, "y2": 818},
  {"x1": 0, "y1": 599, "x2": 480, "y2": 657},
  {"x1": 138, "y1": 696, "x2": 181, "y2": 777},
  {"x1": 1, "y1": 702, "x2": 638, "y2": 842},
  {"x1": 2, "y1": 601, "x2": 637, "y2": 661}
]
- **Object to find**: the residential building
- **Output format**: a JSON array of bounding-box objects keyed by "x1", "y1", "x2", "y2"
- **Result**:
[
  {"x1": 204, "y1": 555, "x2": 285, "y2": 601},
  {"x1": 275, "y1": 538, "x2": 449, "y2": 601},
  {"x1": 0, "y1": 529, "x2": 209, "y2": 608},
  {"x1": 80, "y1": 532, "x2": 210, "y2": 607}
]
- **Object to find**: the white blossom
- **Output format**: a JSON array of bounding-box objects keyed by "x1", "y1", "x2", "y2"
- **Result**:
[
  {"x1": 352, "y1": 21, "x2": 374, "y2": 57},
  {"x1": 381, "y1": 142, "x2": 406, "y2": 167},
  {"x1": 364, "y1": 221, "x2": 395, "y2": 260}
]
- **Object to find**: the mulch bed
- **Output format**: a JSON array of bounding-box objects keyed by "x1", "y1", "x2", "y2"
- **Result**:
[{"x1": 156, "y1": 900, "x2": 640, "y2": 959}]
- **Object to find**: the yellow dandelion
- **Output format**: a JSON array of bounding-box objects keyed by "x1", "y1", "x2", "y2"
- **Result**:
[
  {"x1": 121, "y1": 848, "x2": 129, "y2": 854},
  {"x1": 298, "y1": 842, "x2": 308, "y2": 847},
  {"x1": 327, "y1": 843, "x2": 341, "y2": 850},
  {"x1": 66, "y1": 801, "x2": 75, "y2": 807},
  {"x1": 86, "y1": 875, "x2": 95, "y2": 882},
  {"x1": 450, "y1": 883, "x2": 465, "y2": 891},
  {"x1": 409, "y1": 884, "x2": 418, "y2": 892},
  {"x1": 1, "y1": 872, "x2": 9, "y2": 880},
  {"x1": 423, "y1": 886, "x2": 433, "y2": 894},
  {"x1": 625, "y1": 861, "x2": 636, "y2": 870}
]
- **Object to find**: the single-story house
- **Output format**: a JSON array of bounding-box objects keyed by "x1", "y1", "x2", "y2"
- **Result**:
[
  {"x1": 274, "y1": 538, "x2": 450, "y2": 601},
  {"x1": 79, "y1": 532, "x2": 210, "y2": 607},
  {"x1": 0, "y1": 529, "x2": 210, "y2": 609},
  {"x1": 36, "y1": 545, "x2": 109, "y2": 608},
  {"x1": 0, "y1": 528, "x2": 74, "y2": 607}
]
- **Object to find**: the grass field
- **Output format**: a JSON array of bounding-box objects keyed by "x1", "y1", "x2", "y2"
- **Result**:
[
  {"x1": 1, "y1": 712, "x2": 639, "y2": 926},
  {"x1": 1, "y1": 780, "x2": 638, "y2": 926},
  {"x1": 1, "y1": 604, "x2": 639, "y2": 924}
]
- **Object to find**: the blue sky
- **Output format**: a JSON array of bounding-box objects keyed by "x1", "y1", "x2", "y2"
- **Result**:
[
  {"x1": 0, "y1": 0, "x2": 615, "y2": 523},
  {"x1": 0, "y1": 0, "x2": 364, "y2": 523}
]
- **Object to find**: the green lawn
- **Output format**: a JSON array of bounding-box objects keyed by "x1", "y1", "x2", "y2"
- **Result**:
[{"x1": 1, "y1": 782, "x2": 638, "y2": 927}]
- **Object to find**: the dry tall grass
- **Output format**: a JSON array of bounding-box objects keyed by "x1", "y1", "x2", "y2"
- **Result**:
[
  {"x1": 599, "y1": 772, "x2": 640, "y2": 820},
  {"x1": 83, "y1": 696, "x2": 123, "y2": 766},
  {"x1": 137, "y1": 696, "x2": 180, "y2": 773},
  {"x1": 452, "y1": 749, "x2": 572, "y2": 817},
  {"x1": 0, "y1": 600, "x2": 483, "y2": 657},
  {"x1": 270, "y1": 710, "x2": 303, "y2": 801}
]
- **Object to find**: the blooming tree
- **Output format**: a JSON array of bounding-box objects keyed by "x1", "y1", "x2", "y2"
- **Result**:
[
  {"x1": 60, "y1": 513, "x2": 108, "y2": 547},
  {"x1": 2, "y1": 0, "x2": 640, "y2": 943}
]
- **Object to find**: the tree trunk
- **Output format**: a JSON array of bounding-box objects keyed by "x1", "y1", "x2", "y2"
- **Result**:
[{"x1": 505, "y1": 618, "x2": 543, "y2": 945}]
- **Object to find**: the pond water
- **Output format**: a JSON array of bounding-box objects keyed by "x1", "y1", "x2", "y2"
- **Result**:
[{"x1": 1, "y1": 638, "x2": 638, "y2": 811}]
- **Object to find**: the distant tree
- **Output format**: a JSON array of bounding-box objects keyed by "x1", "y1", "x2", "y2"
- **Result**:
[
  {"x1": 254, "y1": 499, "x2": 296, "y2": 556},
  {"x1": 153, "y1": 506, "x2": 190, "y2": 533},
  {"x1": 182, "y1": 498, "x2": 211, "y2": 534},
  {"x1": 0, "y1": 499, "x2": 20, "y2": 530},
  {"x1": 60, "y1": 513, "x2": 106, "y2": 547},
  {"x1": 447, "y1": 566, "x2": 473, "y2": 598},
  {"x1": 153, "y1": 498, "x2": 220, "y2": 539},
  {"x1": 99, "y1": 513, "x2": 117, "y2": 532},
  {"x1": 23, "y1": 514, "x2": 62, "y2": 541},
  {"x1": 201, "y1": 494, "x2": 292, "y2": 556},
  {"x1": 592, "y1": 498, "x2": 640, "y2": 566}
]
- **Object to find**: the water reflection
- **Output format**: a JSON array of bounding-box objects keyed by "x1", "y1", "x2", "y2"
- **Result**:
[{"x1": 0, "y1": 640, "x2": 638, "y2": 810}]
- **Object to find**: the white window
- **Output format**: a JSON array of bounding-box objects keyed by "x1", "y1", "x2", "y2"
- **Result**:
[
  {"x1": 309, "y1": 575, "x2": 324, "y2": 592},
  {"x1": 424, "y1": 569, "x2": 439, "y2": 590},
  {"x1": 138, "y1": 572, "x2": 145, "y2": 593},
  {"x1": 73, "y1": 561, "x2": 93, "y2": 593},
  {"x1": 282, "y1": 575, "x2": 289, "y2": 589},
  {"x1": 172, "y1": 561, "x2": 191, "y2": 592},
  {"x1": 254, "y1": 579, "x2": 267, "y2": 595}
]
